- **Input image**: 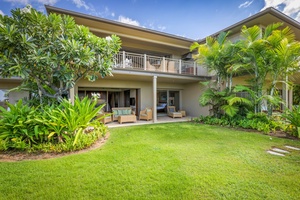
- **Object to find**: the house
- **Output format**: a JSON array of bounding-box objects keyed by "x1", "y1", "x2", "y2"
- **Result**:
[
  {"x1": 1, "y1": 6, "x2": 300, "y2": 120},
  {"x1": 45, "y1": 5, "x2": 212, "y2": 122},
  {"x1": 197, "y1": 7, "x2": 300, "y2": 111}
]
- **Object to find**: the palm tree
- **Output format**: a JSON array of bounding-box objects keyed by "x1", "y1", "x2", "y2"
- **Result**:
[
  {"x1": 266, "y1": 27, "x2": 300, "y2": 114},
  {"x1": 235, "y1": 23, "x2": 285, "y2": 113},
  {"x1": 191, "y1": 31, "x2": 232, "y2": 91}
]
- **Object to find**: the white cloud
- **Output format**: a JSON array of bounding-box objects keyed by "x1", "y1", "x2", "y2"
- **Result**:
[
  {"x1": 0, "y1": 10, "x2": 4, "y2": 15},
  {"x1": 158, "y1": 25, "x2": 166, "y2": 31},
  {"x1": 239, "y1": 1, "x2": 253, "y2": 9},
  {"x1": 4, "y1": 0, "x2": 30, "y2": 4},
  {"x1": 296, "y1": 12, "x2": 300, "y2": 22},
  {"x1": 37, "y1": 0, "x2": 57, "y2": 4},
  {"x1": 118, "y1": 15, "x2": 140, "y2": 26},
  {"x1": 261, "y1": 0, "x2": 300, "y2": 21},
  {"x1": 72, "y1": 0, "x2": 89, "y2": 10},
  {"x1": 4, "y1": 0, "x2": 57, "y2": 5}
]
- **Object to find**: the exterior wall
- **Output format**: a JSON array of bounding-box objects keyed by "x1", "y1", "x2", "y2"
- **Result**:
[
  {"x1": 0, "y1": 81, "x2": 29, "y2": 105},
  {"x1": 182, "y1": 82, "x2": 210, "y2": 117},
  {"x1": 76, "y1": 78, "x2": 153, "y2": 112},
  {"x1": 75, "y1": 76, "x2": 208, "y2": 117}
]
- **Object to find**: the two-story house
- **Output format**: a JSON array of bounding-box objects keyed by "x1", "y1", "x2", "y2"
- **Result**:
[{"x1": 1, "y1": 6, "x2": 300, "y2": 121}]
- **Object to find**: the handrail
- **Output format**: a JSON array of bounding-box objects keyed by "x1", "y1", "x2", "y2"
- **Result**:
[{"x1": 114, "y1": 51, "x2": 209, "y2": 76}]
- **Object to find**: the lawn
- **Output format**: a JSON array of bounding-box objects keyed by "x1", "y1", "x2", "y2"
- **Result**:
[{"x1": 0, "y1": 122, "x2": 300, "y2": 200}]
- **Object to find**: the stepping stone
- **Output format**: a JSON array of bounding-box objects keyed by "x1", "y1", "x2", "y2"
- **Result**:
[
  {"x1": 272, "y1": 148, "x2": 289, "y2": 154},
  {"x1": 267, "y1": 150, "x2": 285, "y2": 156},
  {"x1": 285, "y1": 146, "x2": 300, "y2": 151}
]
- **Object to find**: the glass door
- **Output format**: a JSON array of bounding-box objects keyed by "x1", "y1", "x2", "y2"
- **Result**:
[
  {"x1": 157, "y1": 90, "x2": 167, "y2": 113},
  {"x1": 169, "y1": 91, "x2": 180, "y2": 111},
  {"x1": 157, "y1": 90, "x2": 180, "y2": 114}
]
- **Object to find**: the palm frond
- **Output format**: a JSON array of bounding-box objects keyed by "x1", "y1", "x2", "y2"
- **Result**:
[{"x1": 221, "y1": 104, "x2": 239, "y2": 117}]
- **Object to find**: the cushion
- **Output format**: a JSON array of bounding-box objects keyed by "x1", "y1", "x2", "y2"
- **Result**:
[
  {"x1": 117, "y1": 110, "x2": 122, "y2": 115},
  {"x1": 146, "y1": 109, "x2": 151, "y2": 114},
  {"x1": 169, "y1": 108, "x2": 175, "y2": 112},
  {"x1": 120, "y1": 110, "x2": 125, "y2": 115},
  {"x1": 126, "y1": 109, "x2": 131, "y2": 115},
  {"x1": 113, "y1": 110, "x2": 118, "y2": 116}
]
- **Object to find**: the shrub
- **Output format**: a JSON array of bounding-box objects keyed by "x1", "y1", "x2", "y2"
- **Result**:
[
  {"x1": 282, "y1": 106, "x2": 300, "y2": 137},
  {"x1": 0, "y1": 100, "x2": 48, "y2": 150},
  {"x1": 194, "y1": 113, "x2": 286, "y2": 135},
  {"x1": 0, "y1": 97, "x2": 107, "y2": 152}
]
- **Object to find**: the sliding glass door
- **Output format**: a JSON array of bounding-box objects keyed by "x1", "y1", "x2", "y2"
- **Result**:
[{"x1": 157, "y1": 90, "x2": 180, "y2": 114}]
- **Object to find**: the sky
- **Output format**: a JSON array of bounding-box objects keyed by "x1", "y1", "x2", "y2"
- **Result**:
[{"x1": 0, "y1": 0, "x2": 299, "y2": 40}]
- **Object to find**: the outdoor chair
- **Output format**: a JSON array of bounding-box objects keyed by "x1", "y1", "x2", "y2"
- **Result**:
[
  {"x1": 167, "y1": 106, "x2": 182, "y2": 118},
  {"x1": 139, "y1": 108, "x2": 153, "y2": 121}
]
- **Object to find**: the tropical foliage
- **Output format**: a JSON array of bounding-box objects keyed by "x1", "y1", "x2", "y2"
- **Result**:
[
  {"x1": 0, "y1": 97, "x2": 107, "y2": 152},
  {"x1": 192, "y1": 23, "x2": 300, "y2": 117},
  {"x1": 0, "y1": 6, "x2": 121, "y2": 103},
  {"x1": 194, "y1": 113, "x2": 287, "y2": 134},
  {"x1": 282, "y1": 106, "x2": 300, "y2": 138}
]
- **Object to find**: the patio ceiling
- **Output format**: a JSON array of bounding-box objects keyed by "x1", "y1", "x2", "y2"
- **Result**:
[{"x1": 105, "y1": 70, "x2": 210, "y2": 84}]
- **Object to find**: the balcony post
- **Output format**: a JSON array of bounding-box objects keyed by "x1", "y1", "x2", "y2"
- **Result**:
[
  {"x1": 122, "y1": 51, "x2": 126, "y2": 68},
  {"x1": 144, "y1": 54, "x2": 147, "y2": 70},
  {"x1": 179, "y1": 60, "x2": 182, "y2": 74},
  {"x1": 193, "y1": 62, "x2": 196, "y2": 75},
  {"x1": 162, "y1": 57, "x2": 166, "y2": 72}
]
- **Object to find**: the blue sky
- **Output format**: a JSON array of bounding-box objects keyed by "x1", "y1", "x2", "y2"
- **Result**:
[{"x1": 0, "y1": 0, "x2": 299, "y2": 40}]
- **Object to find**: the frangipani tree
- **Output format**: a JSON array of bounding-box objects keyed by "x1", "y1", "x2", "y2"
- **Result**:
[{"x1": 0, "y1": 6, "x2": 121, "y2": 103}]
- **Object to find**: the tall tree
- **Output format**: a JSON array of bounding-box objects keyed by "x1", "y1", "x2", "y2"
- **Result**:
[
  {"x1": 191, "y1": 31, "x2": 233, "y2": 91},
  {"x1": 237, "y1": 23, "x2": 300, "y2": 114},
  {"x1": 0, "y1": 6, "x2": 121, "y2": 103}
]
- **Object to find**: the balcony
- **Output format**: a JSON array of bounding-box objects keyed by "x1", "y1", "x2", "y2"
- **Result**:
[{"x1": 114, "y1": 51, "x2": 209, "y2": 76}]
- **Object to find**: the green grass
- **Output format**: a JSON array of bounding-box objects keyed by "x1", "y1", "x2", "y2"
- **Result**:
[{"x1": 0, "y1": 122, "x2": 300, "y2": 200}]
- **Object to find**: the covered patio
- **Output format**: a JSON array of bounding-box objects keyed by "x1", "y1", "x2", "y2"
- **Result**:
[{"x1": 106, "y1": 115, "x2": 193, "y2": 128}]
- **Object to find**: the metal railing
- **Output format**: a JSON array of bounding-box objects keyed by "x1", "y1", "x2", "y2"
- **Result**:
[{"x1": 114, "y1": 51, "x2": 210, "y2": 76}]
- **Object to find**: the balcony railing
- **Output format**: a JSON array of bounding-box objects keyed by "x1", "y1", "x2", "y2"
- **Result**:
[{"x1": 114, "y1": 51, "x2": 209, "y2": 76}]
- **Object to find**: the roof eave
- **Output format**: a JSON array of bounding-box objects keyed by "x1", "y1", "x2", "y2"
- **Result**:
[{"x1": 45, "y1": 5, "x2": 195, "y2": 43}]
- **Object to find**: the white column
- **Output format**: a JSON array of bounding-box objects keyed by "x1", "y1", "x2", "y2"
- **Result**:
[
  {"x1": 153, "y1": 76, "x2": 157, "y2": 123},
  {"x1": 69, "y1": 87, "x2": 75, "y2": 105}
]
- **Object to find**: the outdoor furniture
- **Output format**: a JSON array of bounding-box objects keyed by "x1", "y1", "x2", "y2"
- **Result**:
[
  {"x1": 167, "y1": 106, "x2": 182, "y2": 118},
  {"x1": 118, "y1": 115, "x2": 137, "y2": 124},
  {"x1": 97, "y1": 111, "x2": 112, "y2": 124},
  {"x1": 112, "y1": 107, "x2": 136, "y2": 122},
  {"x1": 139, "y1": 108, "x2": 153, "y2": 121},
  {"x1": 179, "y1": 110, "x2": 186, "y2": 117}
]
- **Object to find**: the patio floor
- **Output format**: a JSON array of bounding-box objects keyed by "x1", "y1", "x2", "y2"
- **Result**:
[{"x1": 106, "y1": 115, "x2": 193, "y2": 128}]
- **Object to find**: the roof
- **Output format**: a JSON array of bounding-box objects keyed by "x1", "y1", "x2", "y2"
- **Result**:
[
  {"x1": 198, "y1": 7, "x2": 300, "y2": 42},
  {"x1": 45, "y1": 5, "x2": 195, "y2": 56},
  {"x1": 46, "y1": 6, "x2": 300, "y2": 51}
]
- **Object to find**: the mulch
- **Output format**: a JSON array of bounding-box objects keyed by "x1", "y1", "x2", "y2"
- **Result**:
[{"x1": 0, "y1": 133, "x2": 110, "y2": 162}]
